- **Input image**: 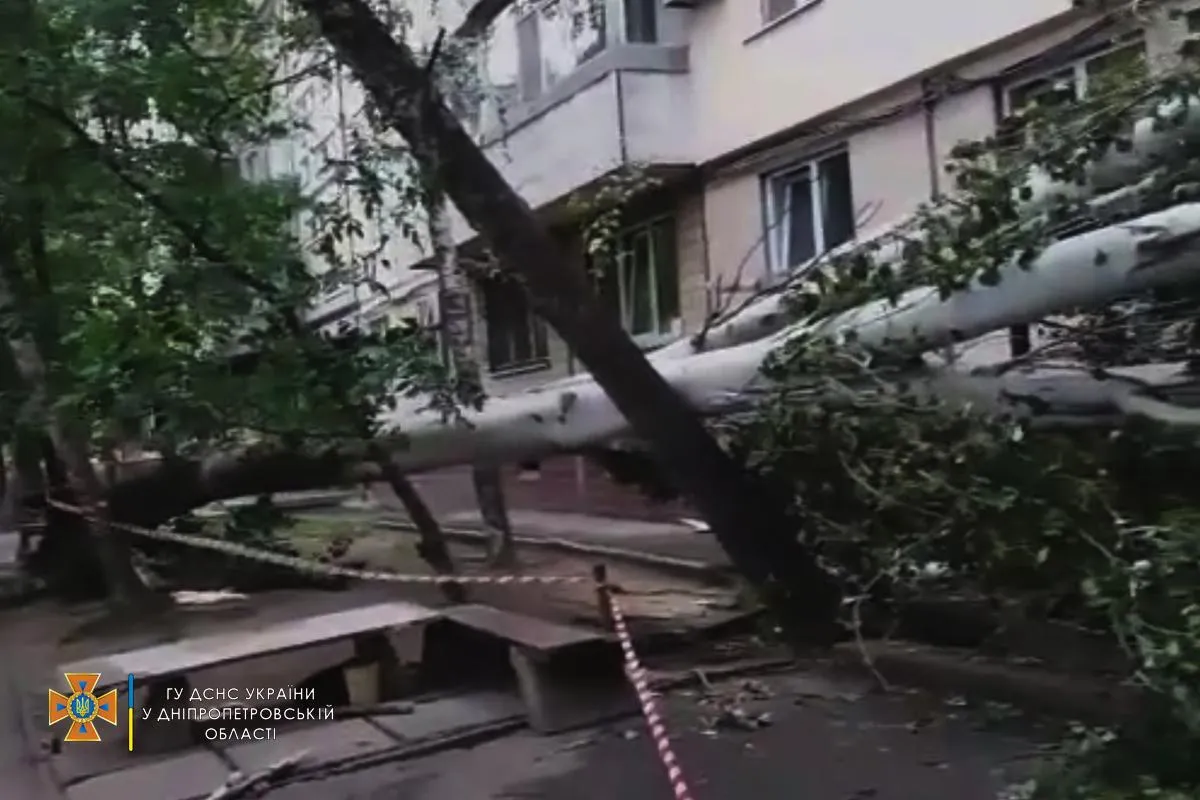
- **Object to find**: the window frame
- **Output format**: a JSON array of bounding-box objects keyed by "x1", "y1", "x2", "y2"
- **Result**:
[
  {"x1": 762, "y1": 148, "x2": 854, "y2": 274},
  {"x1": 481, "y1": 278, "x2": 551, "y2": 375},
  {"x1": 1001, "y1": 39, "x2": 1146, "y2": 115},
  {"x1": 513, "y1": 0, "x2": 657, "y2": 103},
  {"x1": 515, "y1": 0, "x2": 608, "y2": 102},
  {"x1": 605, "y1": 215, "x2": 680, "y2": 349}
]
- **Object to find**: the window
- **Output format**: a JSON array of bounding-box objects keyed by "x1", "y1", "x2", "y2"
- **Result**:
[
  {"x1": 763, "y1": 150, "x2": 855, "y2": 272},
  {"x1": 482, "y1": 279, "x2": 549, "y2": 373},
  {"x1": 597, "y1": 217, "x2": 680, "y2": 347},
  {"x1": 1003, "y1": 40, "x2": 1146, "y2": 114},
  {"x1": 624, "y1": 0, "x2": 658, "y2": 43},
  {"x1": 763, "y1": 0, "x2": 798, "y2": 24},
  {"x1": 516, "y1": 0, "x2": 606, "y2": 100},
  {"x1": 513, "y1": 0, "x2": 655, "y2": 102}
]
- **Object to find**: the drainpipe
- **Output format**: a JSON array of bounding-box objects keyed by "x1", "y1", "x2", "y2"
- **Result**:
[
  {"x1": 698, "y1": 181, "x2": 714, "y2": 321},
  {"x1": 614, "y1": 70, "x2": 629, "y2": 164},
  {"x1": 988, "y1": 81, "x2": 1032, "y2": 358},
  {"x1": 921, "y1": 77, "x2": 941, "y2": 199},
  {"x1": 922, "y1": 78, "x2": 955, "y2": 364}
]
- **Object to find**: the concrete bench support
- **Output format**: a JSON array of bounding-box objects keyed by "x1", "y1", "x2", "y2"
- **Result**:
[{"x1": 509, "y1": 641, "x2": 637, "y2": 734}]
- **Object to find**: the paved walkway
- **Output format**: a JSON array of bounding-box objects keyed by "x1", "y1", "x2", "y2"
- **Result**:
[
  {"x1": 0, "y1": 587, "x2": 1051, "y2": 800},
  {"x1": 408, "y1": 509, "x2": 729, "y2": 567},
  {"x1": 239, "y1": 669, "x2": 1047, "y2": 800}
]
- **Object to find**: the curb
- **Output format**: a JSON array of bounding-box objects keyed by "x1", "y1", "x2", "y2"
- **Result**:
[
  {"x1": 8, "y1": 668, "x2": 66, "y2": 799},
  {"x1": 832, "y1": 640, "x2": 1142, "y2": 726},
  {"x1": 373, "y1": 518, "x2": 736, "y2": 586},
  {"x1": 196, "y1": 492, "x2": 356, "y2": 517}
]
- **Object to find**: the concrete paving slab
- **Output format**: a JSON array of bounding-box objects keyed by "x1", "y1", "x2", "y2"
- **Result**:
[
  {"x1": 224, "y1": 719, "x2": 396, "y2": 773},
  {"x1": 65, "y1": 750, "x2": 228, "y2": 800},
  {"x1": 258, "y1": 669, "x2": 1045, "y2": 800},
  {"x1": 46, "y1": 738, "x2": 151, "y2": 788},
  {"x1": 259, "y1": 730, "x2": 582, "y2": 800},
  {"x1": 0, "y1": 532, "x2": 20, "y2": 569},
  {"x1": 367, "y1": 691, "x2": 525, "y2": 742},
  {"x1": 60, "y1": 601, "x2": 442, "y2": 689}
]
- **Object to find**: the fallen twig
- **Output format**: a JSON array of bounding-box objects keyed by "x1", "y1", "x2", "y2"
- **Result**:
[{"x1": 204, "y1": 750, "x2": 310, "y2": 800}]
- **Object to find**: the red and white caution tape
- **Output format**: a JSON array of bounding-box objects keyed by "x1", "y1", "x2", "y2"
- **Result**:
[
  {"x1": 44, "y1": 498, "x2": 587, "y2": 586},
  {"x1": 604, "y1": 585, "x2": 694, "y2": 800},
  {"x1": 50, "y1": 497, "x2": 696, "y2": 798}
]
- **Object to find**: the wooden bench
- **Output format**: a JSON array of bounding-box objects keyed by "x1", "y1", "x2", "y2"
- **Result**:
[
  {"x1": 428, "y1": 605, "x2": 635, "y2": 733},
  {"x1": 56, "y1": 601, "x2": 441, "y2": 751}
]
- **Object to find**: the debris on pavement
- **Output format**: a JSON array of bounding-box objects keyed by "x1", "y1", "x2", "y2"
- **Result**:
[{"x1": 204, "y1": 749, "x2": 310, "y2": 800}]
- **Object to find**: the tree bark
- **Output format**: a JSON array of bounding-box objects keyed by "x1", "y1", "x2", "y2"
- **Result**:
[
  {"x1": 0, "y1": 260, "x2": 152, "y2": 610},
  {"x1": 104, "y1": 446, "x2": 379, "y2": 529},
  {"x1": 294, "y1": 0, "x2": 843, "y2": 639},
  {"x1": 428, "y1": 197, "x2": 515, "y2": 567}
]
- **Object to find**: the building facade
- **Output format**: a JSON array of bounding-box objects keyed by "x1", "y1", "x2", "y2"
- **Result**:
[{"x1": 279, "y1": 0, "x2": 1198, "y2": 520}]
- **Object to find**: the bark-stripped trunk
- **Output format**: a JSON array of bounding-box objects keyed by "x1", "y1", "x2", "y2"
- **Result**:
[
  {"x1": 429, "y1": 197, "x2": 515, "y2": 567},
  {"x1": 295, "y1": 0, "x2": 844, "y2": 640}
]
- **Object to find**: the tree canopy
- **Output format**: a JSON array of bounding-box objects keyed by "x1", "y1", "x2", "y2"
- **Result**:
[{"x1": 19, "y1": 0, "x2": 466, "y2": 443}]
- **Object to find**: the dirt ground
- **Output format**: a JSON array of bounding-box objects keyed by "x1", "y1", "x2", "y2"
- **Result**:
[{"x1": 286, "y1": 521, "x2": 747, "y2": 634}]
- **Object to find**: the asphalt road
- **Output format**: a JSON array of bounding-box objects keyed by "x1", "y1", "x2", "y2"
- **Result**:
[{"x1": 253, "y1": 670, "x2": 1048, "y2": 800}]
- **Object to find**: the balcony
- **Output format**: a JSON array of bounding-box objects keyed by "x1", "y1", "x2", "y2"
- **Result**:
[{"x1": 471, "y1": 0, "x2": 697, "y2": 213}]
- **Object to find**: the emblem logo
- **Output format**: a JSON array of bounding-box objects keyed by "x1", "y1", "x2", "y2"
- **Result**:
[{"x1": 48, "y1": 672, "x2": 118, "y2": 743}]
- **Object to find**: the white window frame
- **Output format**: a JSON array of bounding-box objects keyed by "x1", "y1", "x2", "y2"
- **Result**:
[
  {"x1": 762, "y1": 149, "x2": 852, "y2": 274},
  {"x1": 1002, "y1": 39, "x2": 1145, "y2": 114},
  {"x1": 609, "y1": 215, "x2": 680, "y2": 349}
]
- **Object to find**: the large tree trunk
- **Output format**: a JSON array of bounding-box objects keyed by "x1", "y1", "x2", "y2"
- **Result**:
[
  {"x1": 0, "y1": 262, "x2": 152, "y2": 610},
  {"x1": 11, "y1": 433, "x2": 44, "y2": 560},
  {"x1": 295, "y1": 0, "x2": 843, "y2": 639},
  {"x1": 429, "y1": 197, "x2": 515, "y2": 567}
]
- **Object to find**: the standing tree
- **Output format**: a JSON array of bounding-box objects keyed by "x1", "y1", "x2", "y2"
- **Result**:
[{"x1": 0, "y1": 0, "x2": 463, "y2": 607}]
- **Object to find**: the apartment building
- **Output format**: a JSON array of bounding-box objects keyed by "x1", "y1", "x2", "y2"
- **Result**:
[
  {"x1": 242, "y1": 1, "x2": 446, "y2": 335},
  {"x1": 276, "y1": 0, "x2": 1196, "y2": 520},
  {"x1": 458, "y1": 0, "x2": 1192, "y2": 392}
]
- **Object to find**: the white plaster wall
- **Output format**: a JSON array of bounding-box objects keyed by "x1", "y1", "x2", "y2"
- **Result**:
[
  {"x1": 684, "y1": 0, "x2": 1074, "y2": 161},
  {"x1": 702, "y1": 84, "x2": 1000, "y2": 294},
  {"x1": 488, "y1": 75, "x2": 626, "y2": 208},
  {"x1": 847, "y1": 101, "x2": 932, "y2": 230},
  {"x1": 621, "y1": 71, "x2": 697, "y2": 165},
  {"x1": 696, "y1": 6, "x2": 1113, "y2": 304}
]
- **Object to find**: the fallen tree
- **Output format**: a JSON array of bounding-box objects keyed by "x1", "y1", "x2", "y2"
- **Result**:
[
  {"x1": 369, "y1": 201, "x2": 1200, "y2": 468},
  {"x1": 294, "y1": 0, "x2": 847, "y2": 638}
]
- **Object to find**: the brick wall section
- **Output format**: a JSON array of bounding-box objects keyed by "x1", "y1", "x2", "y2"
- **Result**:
[{"x1": 375, "y1": 456, "x2": 695, "y2": 522}]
